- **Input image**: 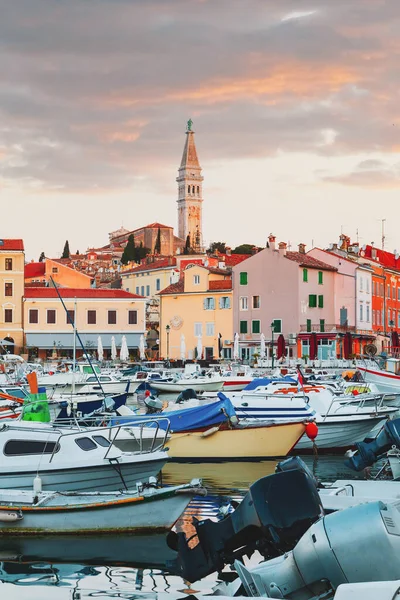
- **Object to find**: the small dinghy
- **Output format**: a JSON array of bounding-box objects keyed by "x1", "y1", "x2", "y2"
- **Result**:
[{"x1": 0, "y1": 478, "x2": 206, "y2": 535}]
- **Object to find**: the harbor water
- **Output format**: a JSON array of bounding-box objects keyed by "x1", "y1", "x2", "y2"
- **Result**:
[{"x1": 0, "y1": 453, "x2": 372, "y2": 599}]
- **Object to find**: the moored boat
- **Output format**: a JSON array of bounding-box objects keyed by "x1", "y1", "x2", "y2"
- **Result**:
[{"x1": 0, "y1": 479, "x2": 206, "y2": 535}]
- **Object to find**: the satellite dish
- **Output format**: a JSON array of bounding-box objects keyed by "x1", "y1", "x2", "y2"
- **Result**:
[{"x1": 360, "y1": 250, "x2": 365, "y2": 257}]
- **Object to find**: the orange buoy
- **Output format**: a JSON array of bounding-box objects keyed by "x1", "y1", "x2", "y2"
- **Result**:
[{"x1": 305, "y1": 422, "x2": 318, "y2": 441}]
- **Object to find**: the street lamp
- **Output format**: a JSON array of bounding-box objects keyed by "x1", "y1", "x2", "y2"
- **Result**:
[
  {"x1": 270, "y1": 322, "x2": 275, "y2": 370},
  {"x1": 165, "y1": 324, "x2": 170, "y2": 361}
]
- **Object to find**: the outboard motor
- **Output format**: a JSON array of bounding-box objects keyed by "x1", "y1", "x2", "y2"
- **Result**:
[
  {"x1": 144, "y1": 394, "x2": 163, "y2": 414},
  {"x1": 345, "y1": 418, "x2": 400, "y2": 472},
  {"x1": 236, "y1": 500, "x2": 400, "y2": 598},
  {"x1": 176, "y1": 388, "x2": 198, "y2": 403},
  {"x1": 168, "y1": 469, "x2": 323, "y2": 582}
]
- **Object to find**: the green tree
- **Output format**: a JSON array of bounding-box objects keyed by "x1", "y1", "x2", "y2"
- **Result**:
[
  {"x1": 207, "y1": 241, "x2": 226, "y2": 254},
  {"x1": 38, "y1": 251, "x2": 45, "y2": 262},
  {"x1": 183, "y1": 235, "x2": 191, "y2": 255},
  {"x1": 121, "y1": 234, "x2": 136, "y2": 265},
  {"x1": 154, "y1": 228, "x2": 161, "y2": 254},
  {"x1": 61, "y1": 240, "x2": 70, "y2": 259},
  {"x1": 232, "y1": 243, "x2": 261, "y2": 255}
]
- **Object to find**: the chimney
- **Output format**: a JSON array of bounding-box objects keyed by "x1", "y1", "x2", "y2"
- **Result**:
[
  {"x1": 298, "y1": 243, "x2": 306, "y2": 254},
  {"x1": 268, "y1": 234, "x2": 276, "y2": 251},
  {"x1": 225, "y1": 246, "x2": 232, "y2": 256},
  {"x1": 339, "y1": 234, "x2": 350, "y2": 252},
  {"x1": 278, "y1": 242, "x2": 287, "y2": 255},
  {"x1": 251, "y1": 246, "x2": 259, "y2": 255}
]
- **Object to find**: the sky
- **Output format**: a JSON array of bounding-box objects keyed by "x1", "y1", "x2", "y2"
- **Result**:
[{"x1": 1, "y1": 0, "x2": 400, "y2": 260}]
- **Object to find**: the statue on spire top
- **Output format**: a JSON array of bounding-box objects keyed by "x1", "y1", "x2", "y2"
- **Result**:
[{"x1": 187, "y1": 118, "x2": 193, "y2": 131}]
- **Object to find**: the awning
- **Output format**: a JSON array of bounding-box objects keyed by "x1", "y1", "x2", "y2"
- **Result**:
[{"x1": 25, "y1": 332, "x2": 144, "y2": 350}]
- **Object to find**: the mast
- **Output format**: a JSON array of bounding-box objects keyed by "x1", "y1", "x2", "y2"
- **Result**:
[{"x1": 72, "y1": 297, "x2": 77, "y2": 395}]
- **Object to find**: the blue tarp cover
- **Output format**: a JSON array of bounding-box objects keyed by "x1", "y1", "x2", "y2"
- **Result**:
[
  {"x1": 110, "y1": 397, "x2": 237, "y2": 433},
  {"x1": 242, "y1": 376, "x2": 297, "y2": 391}
]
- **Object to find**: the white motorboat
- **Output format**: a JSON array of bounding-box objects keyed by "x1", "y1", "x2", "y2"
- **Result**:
[
  {"x1": 0, "y1": 478, "x2": 206, "y2": 535},
  {"x1": 38, "y1": 363, "x2": 139, "y2": 395},
  {"x1": 0, "y1": 420, "x2": 169, "y2": 491},
  {"x1": 357, "y1": 359, "x2": 400, "y2": 394},
  {"x1": 150, "y1": 373, "x2": 224, "y2": 393}
]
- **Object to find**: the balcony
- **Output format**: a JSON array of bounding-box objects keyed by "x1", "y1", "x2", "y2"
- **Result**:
[{"x1": 299, "y1": 324, "x2": 356, "y2": 334}]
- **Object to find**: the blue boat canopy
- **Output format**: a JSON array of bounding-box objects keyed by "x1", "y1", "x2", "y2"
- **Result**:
[
  {"x1": 110, "y1": 397, "x2": 237, "y2": 433},
  {"x1": 242, "y1": 377, "x2": 297, "y2": 391}
]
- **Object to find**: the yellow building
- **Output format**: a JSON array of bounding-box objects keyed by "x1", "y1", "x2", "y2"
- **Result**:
[
  {"x1": 0, "y1": 239, "x2": 25, "y2": 353},
  {"x1": 23, "y1": 287, "x2": 146, "y2": 360},
  {"x1": 159, "y1": 265, "x2": 233, "y2": 361},
  {"x1": 25, "y1": 258, "x2": 93, "y2": 288},
  {"x1": 121, "y1": 258, "x2": 178, "y2": 298}
]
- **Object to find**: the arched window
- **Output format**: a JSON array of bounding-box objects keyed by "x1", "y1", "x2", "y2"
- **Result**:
[
  {"x1": 187, "y1": 185, "x2": 190, "y2": 194},
  {"x1": 197, "y1": 186, "x2": 200, "y2": 195},
  {"x1": 192, "y1": 185, "x2": 195, "y2": 194}
]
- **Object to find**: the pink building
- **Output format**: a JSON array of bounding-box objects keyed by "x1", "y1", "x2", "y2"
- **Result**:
[{"x1": 232, "y1": 237, "x2": 337, "y2": 361}]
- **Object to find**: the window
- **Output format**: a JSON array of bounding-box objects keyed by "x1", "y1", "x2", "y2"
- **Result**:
[
  {"x1": 87, "y1": 310, "x2": 96, "y2": 325},
  {"x1": 303, "y1": 269, "x2": 308, "y2": 283},
  {"x1": 240, "y1": 272, "x2": 248, "y2": 285},
  {"x1": 398, "y1": 288, "x2": 400, "y2": 301},
  {"x1": 219, "y1": 296, "x2": 231, "y2": 309},
  {"x1": 309, "y1": 294, "x2": 317, "y2": 308},
  {"x1": 141, "y1": 286, "x2": 145, "y2": 296},
  {"x1": 398, "y1": 312, "x2": 400, "y2": 328},
  {"x1": 252, "y1": 320, "x2": 260, "y2": 334},
  {"x1": 387, "y1": 285, "x2": 391, "y2": 299},
  {"x1": 108, "y1": 310, "x2": 117, "y2": 325},
  {"x1": 360, "y1": 277, "x2": 363, "y2": 291},
  {"x1": 366, "y1": 304, "x2": 370, "y2": 323},
  {"x1": 318, "y1": 295, "x2": 324, "y2": 308},
  {"x1": 146, "y1": 285, "x2": 150, "y2": 296},
  {"x1": 75, "y1": 437, "x2": 97, "y2": 451},
  {"x1": 5, "y1": 258, "x2": 12, "y2": 271},
  {"x1": 272, "y1": 319, "x2": 282, "y2": 333},
  {"x1": 4, "y1": 309, "x2": 12, "y2": 323},
  {"x1": 92, "y1": 435, "x2": 110, "y2": 447},
  {"x1": 206, "y1": 322, "x2": 215, "y2": 336},
  {"x1": 359, "y1": 303, "x2": 363, "y2": 321},
  {"x1": 128, "y1": 310, "x2": 137, "y2": 325},
  {"x1": 240, "y1": 320, "x2": 248, "y2": 334},
  {"x1": 29, "y1": 309, "x2": 38, "y2": 324},
  {"x1": 136, "y1": 286, "x2": 139, "y2": 294},
  {"x1": 223, "y1": 348, "x2": 232, "y2": 359},
  {"x1": 239, "y1": 296, "x2": 248, "y2": 311},
  {"x1": 306, "y1": 319, "x2": 312, "y2": 333},
  {"x1": 380, "y1": 283, "x2": 384, "y2": 296},
  {"x1": 366, "y1": 278, "x2": 370, "y2": 293},
  {"x1": 320, "y1": 319, "x2": 325, "y2": 333},
  {"x1": 252, "y1": 295, "x2": 260, "y2": 309},
  {"x1": 4, "y1": 283, "x2": 12, "y2": 297},
  {"x1": 4, "y1": 440, "x2": 59, "y2": 456},
  {"x1": 156, "y1": 279, "x2": 161, "y2": 291},
  {"x1": 204, "y1": 297, "x2": 215, "y2": 310},
  {"x1": 318, "y1": 271, "x2": 323, "y2": 285},
  {"x1": 194, "y1": 322, "x2": 202, "y2": 336},
  {"x1": 52, "y1": 267, "x2": 58, "y2": 274},
  {"x1": 47, "y1": 309, "x2": 56, "y2": 324},
  {"x1": 194, "y1": 275, "x2": 200, "y2": 285},
  {"x1": 66, "y1": 310, "x2": 74, "y2": 325}
]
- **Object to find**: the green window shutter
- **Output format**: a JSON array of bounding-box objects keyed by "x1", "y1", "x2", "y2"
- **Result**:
[
  {"x1": 273, "y1": 319, "x2": 282, "y2": 333},
  {"x1": 303, "y1": 268, "x2": 308, "y2": 282},
  {"x1": 252, "y1": 320, "x2": 260, "y2": 334},
  {"x1": 306, "y1": 319, "x2": 312, "y2": 332},
  {"x1": 320, "y1": 319, "x2": 325, "y2": 333},
  {"x1": 318, "y1": 295, "x2": 324, "y2": 308},
  {"x1": 240, "y1": 320, "x2": 248, "y2": 334},
  {"x1": 240, "y1": 272, "x2": 248, "y2": 285},
  {"x1": 309, "y1": 294, "x2": 317, "y2": 308},
  {"x1": 318, "y1": 271, "x2": 323, "y2": 285}
]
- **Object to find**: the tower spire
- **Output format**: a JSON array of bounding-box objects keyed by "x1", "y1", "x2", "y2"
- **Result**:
[{"x1": 177, "y1": 120, "x2": 204, "y2": 252}]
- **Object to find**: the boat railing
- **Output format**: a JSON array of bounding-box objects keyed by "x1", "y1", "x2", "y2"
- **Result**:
[{"x1": 44, "y1": 418, "x2": 171, "y2": 462}]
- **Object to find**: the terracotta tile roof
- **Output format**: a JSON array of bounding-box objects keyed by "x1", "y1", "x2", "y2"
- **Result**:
[
  {"x1": 24, "y1": 288, "x2": 144, "y2": 299},
  {"x1": 206, "y1": 267, "x2": 231, "y2": 275},
  {"x1": 143, "y1": 222, "x2": 173, "y2": 230},
  {"x1": 25, "y1": 262, "x2": 46, "y2": 279},
  {"x1": 223, "y1": 254, "x2": 250, "y2": 267},
  {"x1": 209, "y1": 279, "x2": 232, "y2": 291},
  {"x1": 158, "y1": 279, "x2": 184, "y2": 295},
  {"x1": 285, "y1": 252, "x2": 337, "y2": 271},
  {"x1": 0, "y1": 239, "x2": 24, "y2": 251},
  {"x1": 121, "y1": 258, "x2": 177, "y2": 275}
]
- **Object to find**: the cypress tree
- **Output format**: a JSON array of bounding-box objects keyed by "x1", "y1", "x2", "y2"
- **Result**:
[
  {"x1": 154, "y1": 228, "x2": 161, "y2": 254},
  {"x1": 61, "y1": 240, "x2": 70, "y2": 259},
  {"x1": 121, "y1": 234, "x2": 136, "y2": 265},
  {"x1": 38, "y1": 251, "x2": 45, "y2": 262}
]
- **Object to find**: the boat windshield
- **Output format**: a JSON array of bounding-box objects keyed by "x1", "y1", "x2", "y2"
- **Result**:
[{"x1": 82, "y1": 365, "x2": 101, "y2": 375}]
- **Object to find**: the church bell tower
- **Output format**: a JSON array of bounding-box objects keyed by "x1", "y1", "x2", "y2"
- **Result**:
[{"x1": 177, "y1": 119, "x2": 203, "y2": 252}]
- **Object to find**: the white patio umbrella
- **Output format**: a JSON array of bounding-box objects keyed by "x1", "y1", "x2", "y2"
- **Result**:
[
  {"x1": 120, "y1": 335, "x2": 129, "y2": 362},
  {"x1": 196, "y1": 334, "x2": 203, "y2": 360},
  {"x1": 97, "y1": 336, "x2": 104, "y2": 362},
  {"x1": 139, "y1": 334, "x2": 146, "y2": 360},
  {"x1": 233, "y1": 332, "x2": 240, "y2": 360},
  {"x1": 180, "y1": 334, "x2": 186, "y2": 361},
  {"x1": 111, "y1": 336, "x2": 117, "y2": 361},
  {"x1": 260, "y1": 333, "x2": 266, "y2": 359}
]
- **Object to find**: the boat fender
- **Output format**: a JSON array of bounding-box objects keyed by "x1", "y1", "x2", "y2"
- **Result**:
[
  {"x1": 201, "y1": 427, "x2": 219, "y2": 438},
  {"x1": 229, "y1": 415, "x2": 239, "y2": 426},
  {"x1": 0, "y1": 511, "x2": 23, "y2": 522},
  {"x1": 33, "y1": 475, "x2": 42, "y2": 494},
  {"x1": 305, "y1": 422, "x2": 318, "y2": 441}
]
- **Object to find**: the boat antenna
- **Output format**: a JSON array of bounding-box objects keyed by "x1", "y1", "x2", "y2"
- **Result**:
[{"x1": 49, "y1": 277, "x2": 106, "y2": 397}]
